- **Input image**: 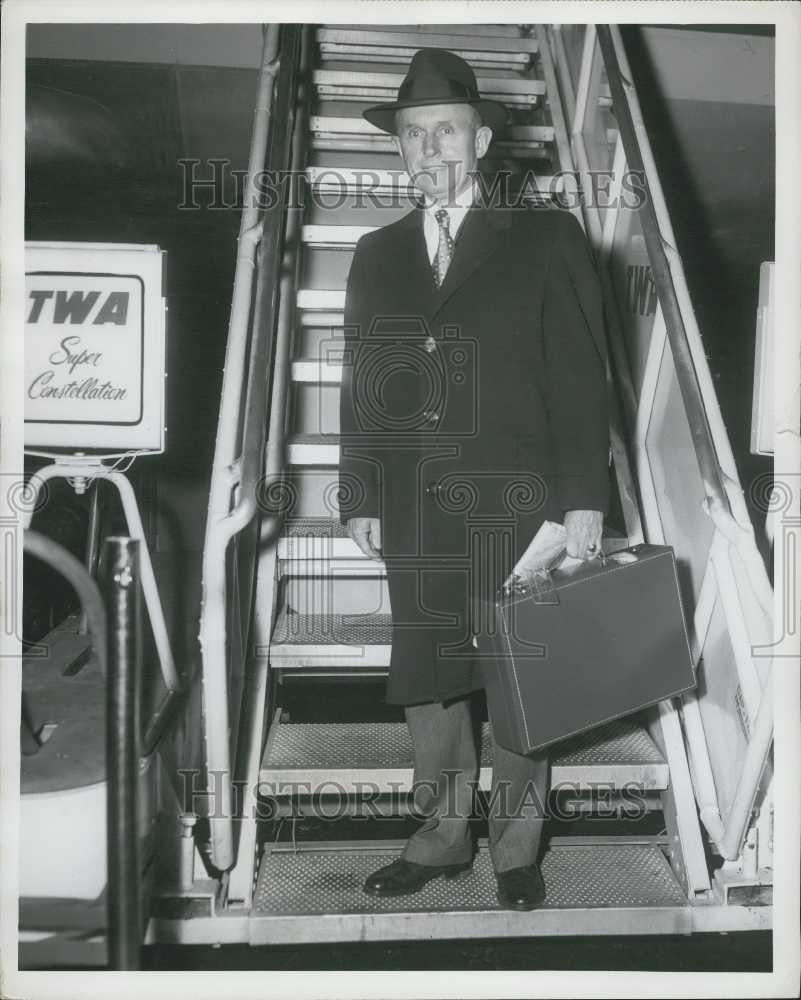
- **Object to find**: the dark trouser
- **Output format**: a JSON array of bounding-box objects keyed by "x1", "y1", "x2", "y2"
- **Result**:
[{"x1": 401, "y1": 695, "x2": 549, "y2": 874}]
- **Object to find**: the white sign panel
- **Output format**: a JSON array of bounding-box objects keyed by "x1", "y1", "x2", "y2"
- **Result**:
[{"x1": 25, "y1": 242, "x2": 166, "y2": 452}]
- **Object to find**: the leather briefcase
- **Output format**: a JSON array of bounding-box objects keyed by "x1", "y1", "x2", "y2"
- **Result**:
[{"x1": 476, "y1": 543, "x2": 696, "y2": 754}]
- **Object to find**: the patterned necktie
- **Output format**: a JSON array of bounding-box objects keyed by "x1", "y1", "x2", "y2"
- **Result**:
[{"x1": 432, "y1": 208, "x2": 454, "y2": 287}]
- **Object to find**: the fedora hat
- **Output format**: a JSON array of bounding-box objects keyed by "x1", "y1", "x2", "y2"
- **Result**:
[{"x1": 362, "y1": 48, "x2": 507, "y2": 135}]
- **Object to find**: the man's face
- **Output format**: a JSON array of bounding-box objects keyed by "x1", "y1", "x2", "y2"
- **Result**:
[{"x1": 393, "y1": 103, "x2": 492, "y2": 204}]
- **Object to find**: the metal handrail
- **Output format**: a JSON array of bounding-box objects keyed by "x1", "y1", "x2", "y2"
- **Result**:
[
  {"x1": 596, "y1": 26, "x2": 730, "y2": 515},
  {"x1": 537, "y1": 24, "x2": 644, "y2": 543},
  {"x1": 257, "y1": 26, "x2": 312, "y2": 547},
  {"x1": 222, "y1": 26, "x2": 313, "y2": 905},
  {"x1": 237, "y1": 26, "x2": 300, "y2": 519},
  {"x1": 595, "y1": 25, "x2": 774, "y2": 861},
  {"x1": 598, "y1": 28, "x2": 773, "y2": 623},
  {"x1": 198, "y1": 24, "x2": 301, "y2": 873},
  {"x1": 596, "y1": 28, "x2": 774, "y2": 603}
]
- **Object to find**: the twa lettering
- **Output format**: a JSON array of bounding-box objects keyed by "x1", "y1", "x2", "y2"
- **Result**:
[{"x1": 27, "y1": 289, "x2": 130, "y2": 326}]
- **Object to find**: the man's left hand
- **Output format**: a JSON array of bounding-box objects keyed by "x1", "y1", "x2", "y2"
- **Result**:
[{"x1": 564, "y1": 509, "x2": 604, "y2": 560}]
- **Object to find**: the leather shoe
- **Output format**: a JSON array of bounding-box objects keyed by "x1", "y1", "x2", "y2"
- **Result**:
[
  {"x1": 496, "y1": 863, "x2": 546, "y2": 910},
  {"x1": 363, "y1": 857, "x2": 472, "y2": 897}
]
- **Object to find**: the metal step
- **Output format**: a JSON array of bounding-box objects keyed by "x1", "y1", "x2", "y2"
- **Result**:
[
  {"x1": 260, "y1": 715, "x2": 670, "y2": 794},
  {"x1": 270, "y1": 606, "x2": 391, "y2": 670},
  {"x1": 306, "y1": 165, "x2": 559, "y2": 197},
  {"x1": 279, "y1": 515, "x2": 351, "y2": 546},
  {"x1": 291, "y1": 358, "x2": 343, "y2": 384},
  {"x1": 315, "y1": 28, "x2": 538, "y2": 70},
  {"x1": 250, "y1": 842, "x2": 689, "y2": 943},
  {"x1": 309, "y1": 116, "x2": 555, "y2": 157},
  {"x1": 277, "y1": 517, "x2": 384, "y2": 575},
  {"x1": 282, "y1": 557, "x2": 386, "y2": 578},
  {"x1": 298, "y1": 311, "x2": 344, "y2": 329},
  {"x1": 306, "y1": 165, "x2": 415, "y2": 197},
  {"x1": 301, "y1": 224, "x2": 375, "y2": 249},
  {"x1": 277, "y1": 518, "x2": 632, "y2": 574},
  {"x1": 288, "y1": 430, "x2": 641, "y2": 469},
  {"x1": 345, "y1": 24, "x2": 532, "y2": 39},
  {"x1": 313, "y1": 70, "x2": 545, "y2": 105},
  {"x1": 287, "y1": 432, "x2": 339, "y2": 466},
  {"x1": 297, "y1": 289, "x2": 345, "y2": 314}
]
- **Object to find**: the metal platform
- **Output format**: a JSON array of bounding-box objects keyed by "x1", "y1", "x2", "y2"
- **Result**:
[
  {"x1": 260, "y1": 716, "x2": 670, "y2": 794},
  {"x1": 249, "y1": 842, "x2": 690, "y2": 943}
]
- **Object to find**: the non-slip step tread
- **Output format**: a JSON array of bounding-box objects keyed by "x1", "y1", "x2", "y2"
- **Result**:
[
  {"x1": 271, "y1": 609, "x2": 393, "y2": 646},
  {"x1": 282, "y1": 517, "x2": 351, "y2": 538},
  {"x1": 253, "y1": 843, "x2": 687, "y2": 918},
  {"x1": 260, "y1": 717, "x2": 669, "y2": 791},
  {"x1": 263, "y1": 717, "x2": 665, "y2": 772}
]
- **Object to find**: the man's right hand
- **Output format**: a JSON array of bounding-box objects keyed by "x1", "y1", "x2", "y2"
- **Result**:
[{"x1": 346, "y1": 517, "x2": 382, "y2": 560}]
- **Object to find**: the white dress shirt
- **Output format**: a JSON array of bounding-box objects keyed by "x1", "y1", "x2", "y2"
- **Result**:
[{"x1": 422, "y1": 179, "x2": 477, "y2": 264}]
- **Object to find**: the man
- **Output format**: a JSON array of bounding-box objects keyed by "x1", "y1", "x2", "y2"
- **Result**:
[{"x1": 338, "y1": 49, "x2": 609, "y2": 909}]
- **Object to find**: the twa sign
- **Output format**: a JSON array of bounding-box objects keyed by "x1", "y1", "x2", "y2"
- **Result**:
[{"x1": 25, "y1": 242, "x2": 166, "y2": 452}]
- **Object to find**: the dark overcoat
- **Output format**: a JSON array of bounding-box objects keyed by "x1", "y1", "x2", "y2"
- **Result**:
[{"x1": 338, "y1": 200, "x2": 610, "y2": 706}]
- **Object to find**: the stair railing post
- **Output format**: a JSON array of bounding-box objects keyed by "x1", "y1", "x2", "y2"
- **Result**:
[{"x1": 102, "y1": 536, "x2": 142, "y2": 970}]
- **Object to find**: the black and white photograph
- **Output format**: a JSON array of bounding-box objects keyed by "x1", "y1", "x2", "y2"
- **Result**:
[{"x1": 0, "y1": 1, "x2": 799, "y2": 995}]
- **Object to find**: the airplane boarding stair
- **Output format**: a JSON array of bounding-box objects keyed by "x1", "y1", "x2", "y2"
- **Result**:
[{"x1": 159, "y1": 23, "x2": 775, "y2": 944}]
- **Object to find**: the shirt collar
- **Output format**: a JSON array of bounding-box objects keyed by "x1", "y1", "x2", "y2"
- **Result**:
[{"x1": 422, "y1": 177, "x2": 478, "y2": 215}]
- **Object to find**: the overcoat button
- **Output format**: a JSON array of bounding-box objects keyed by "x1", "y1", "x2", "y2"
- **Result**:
[{"x1": 423, "y1": 336, "x2": 437, "y2": 353}]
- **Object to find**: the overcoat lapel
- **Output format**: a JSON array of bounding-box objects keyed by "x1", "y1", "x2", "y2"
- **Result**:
[
  {"x1": 392, "y1": 206, "x2": 437, "y2": 316},
  {"x1": 431, "y1": 204, "x2": 512, "y2": 317},
  {"x1": 393, "y1": 200, "x2": 513, "y2": 320}
]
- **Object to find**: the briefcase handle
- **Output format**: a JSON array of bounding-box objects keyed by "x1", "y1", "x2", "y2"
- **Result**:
[
  {"x1": 530, "y1": 547, "x2": 571, "y2": 604},
  {"x1": 502, "y1": 545, "x2": 606, "y2": 600},
  {"x1": 545, "y1": 545, "x2": 608, "y2": 572}
]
